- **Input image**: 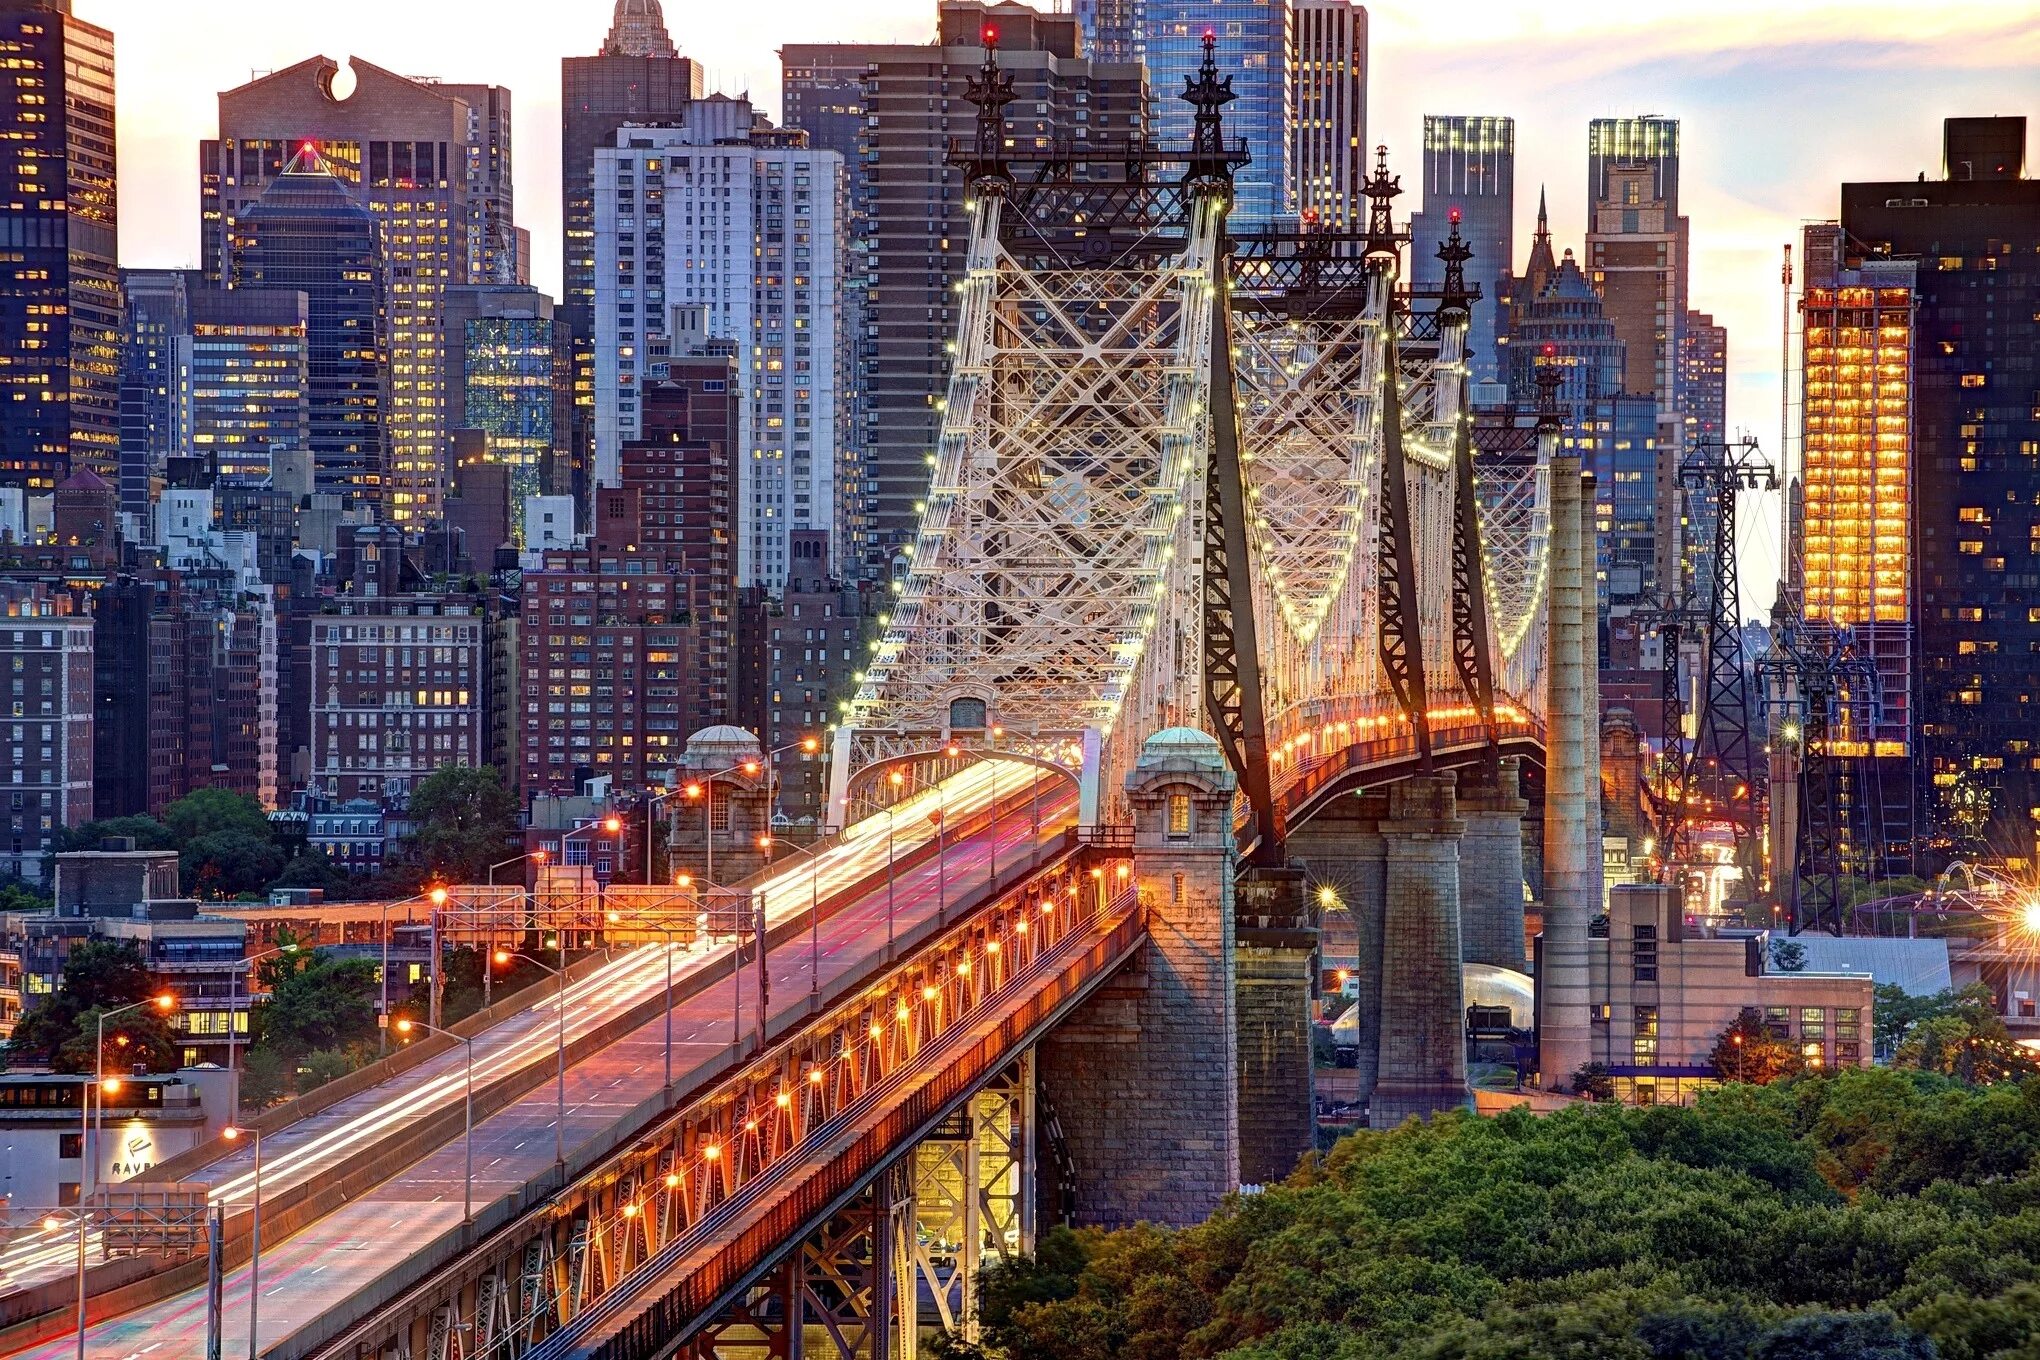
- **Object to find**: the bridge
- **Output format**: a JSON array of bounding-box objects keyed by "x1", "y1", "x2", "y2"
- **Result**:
[{"x1": 1, "y1": 34, "x2": 1608, "y2": 1360}]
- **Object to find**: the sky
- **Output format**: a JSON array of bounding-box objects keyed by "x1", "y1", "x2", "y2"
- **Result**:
[{"x1": 79, "y1": 0, "x2": 2040, "y2": 617}]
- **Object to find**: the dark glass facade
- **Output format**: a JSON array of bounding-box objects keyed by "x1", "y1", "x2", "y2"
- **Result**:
[
  {"x1": 232, "y1": 150, "x2": 387, "y2": 507},
  {"x1": 1410, "y1": 116, "x2": 1514, "y2": 388},
  {"x1": 0, "y1": 0, "x2": 117, "y2": 490},
  {"x1": 1841, "y1": 116, "x2": 2040, "y2": 868},
  {"x1": 1144, "y1": 1, "x2": 1289, "y2": 225}
]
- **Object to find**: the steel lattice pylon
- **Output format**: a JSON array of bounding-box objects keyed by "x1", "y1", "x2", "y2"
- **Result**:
[{"x1": 829, "y1": 40, "x2": 1555, "y2": 839}]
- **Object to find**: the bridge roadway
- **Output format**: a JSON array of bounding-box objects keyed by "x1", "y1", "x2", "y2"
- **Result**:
[{"x1": 1, "y1": 764, "x2": 1075, "y2": 1360}]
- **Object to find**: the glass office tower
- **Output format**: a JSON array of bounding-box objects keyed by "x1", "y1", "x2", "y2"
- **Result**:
[{"x1": 1144, "y1": 2, "x2": 1291, "y2": 225}]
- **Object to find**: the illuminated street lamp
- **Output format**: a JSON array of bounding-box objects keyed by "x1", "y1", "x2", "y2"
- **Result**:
[
  {"x1": 89, "y1": 993, "x2": 175, "y2": 1198},
  {"x1": 393, "y1": 1018, "x2": 476, "y2": 1224},
  {"x1": 498, "y1": 943, "x2": 569, "y2": 1168},
  {"x1": 221, "y1": 1125, "x2": 264, "y2": 1360}
]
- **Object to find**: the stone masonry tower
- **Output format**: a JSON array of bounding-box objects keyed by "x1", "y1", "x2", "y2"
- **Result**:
[{"x1": 1038, "y1": 727, "x2": 1240, "y2": 1226}]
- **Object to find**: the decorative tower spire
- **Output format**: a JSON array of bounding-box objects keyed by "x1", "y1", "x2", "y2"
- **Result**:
[
  {"x1": 601, "y1": 0, "x2": 679, "y2": 58},
  {"x1": 1436, "y1": 207, "x2": 1474, "y2": 323},
  {"x1": 1536, "y1": 347, "x2": 1565, "y2": 432},
  {"x1": 958, "y1": 23, "x2": 1016, "y2": 189},
  {"x1": 1362, "y1": 145, "x2": 1403, "y2": 265},
  {"x1": 1523, "y1": 183, "x2": 1557, "y2": 297},
  {"x1": 1182, "y1": 28, "x2": 1240, "y2": 193}
]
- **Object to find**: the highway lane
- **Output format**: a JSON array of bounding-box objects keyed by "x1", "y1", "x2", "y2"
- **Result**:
[
  {"x1": 0, "y1": 758, "x2": 1047, "y2": 1292},
  {"x1": 5, "y1": 767, "x2": 1078, "y2": 1360}
]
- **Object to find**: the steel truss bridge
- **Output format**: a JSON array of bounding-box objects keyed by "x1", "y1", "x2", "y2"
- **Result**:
[{"x1": 1, "y1": 38, "x2": 1575, "y2": 1360}]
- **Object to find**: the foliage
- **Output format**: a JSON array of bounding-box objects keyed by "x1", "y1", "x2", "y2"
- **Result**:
[
  {"x1": 162, "y1": 788, "x2": 274, "y2": 845},
  {"x1": 952, "y1": 1069, "x2": 2040, "y2": 1360},
  {"x1": 0, "y1": 879, "x2": 50, "y2": 914},
  {"x1": 5, "y1": 940, "x2": 166, "y2": 1072},
  {"x1": 1770, "y1": 939, "x2": 1807, "y2": 972},
  {"x1": 53, "y1": 1004, "x2": 180, "y2": 1075},
  {"x1": 1571, "y1": 1061, "x2": 1616, "y2": 1102},
  {"x1": 267, "y1": 848, "x2": 359, "y2": 900},
  {"x1": 1711, "y1": 1007, "x2": 1803, "y2": 1085},
  {"x1": 53, "y1": 814, "x2": 177, "y2": 853},
  {"x1": 295, "y1": 1047, "x2": 356, "y2": 1091},
  {"x1": 250, "y1": 946, "x2": 379, "y2": 1062},
  {"x1": 181, "y1": 828, "x2": 287, "y2": 898},
  {"x1": 404, "y1": 764, "x2": 518, "y2": 883},
  {"x1": 238, "y1": 1046, "x2": 293, "y2": 1110}
]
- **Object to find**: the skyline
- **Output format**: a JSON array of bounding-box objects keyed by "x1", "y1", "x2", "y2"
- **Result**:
[{"x1": 77, "y1": 0, "x2": 2040, "y2": 613}]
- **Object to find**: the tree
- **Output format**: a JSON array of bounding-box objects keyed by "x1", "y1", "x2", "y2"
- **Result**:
[
  {"x1": 1571, "y1": 1061, "x2": 1617, "y2": 1102},
  {"x1": 405, "y1": 764, "x2": 517, "y2": 883},
  {"x1": 267, "y1": 847, "x2": 359, "y2": 900},
  {"x1": 1710, "y1": 1007, "x2": 1802, "y2": 1085},
  {"x1": 1891, "y1": 991, "x2": 2039, "y2": 1084},
  {"x1": 238, "y1": 1046, "x2": 292, "y2": 1110},
  {"x1": 54, "y1": 814, "x2": 176, "y2": 853},
  {"x1": 5, "y1": 940, "x2": 164, "y2": 1072},
  {"x1": 251, "y1": 948, "x2": 379, "y2": 1062},
  {"x1": 1770, "y1": 939, "x2": 1807, "y2": 972},
  {"x1": 162, "y1": 788, "x2": 274, "y2": 845},
  {"x1": 1747, "y1": 1311, "x2": 1934, "y2": 1360},
  {"x1": 54, "y1": 1004, "x2": 179, "y2": 1075},
  {"x1": 181, "y1": 828, "x2": 286, "y2": 898}
]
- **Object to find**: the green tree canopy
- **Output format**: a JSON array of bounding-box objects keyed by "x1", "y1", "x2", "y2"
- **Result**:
[
  {"x1": 267, "y1": 848, "x2": 359, "y2": 900},
  {"x1": 181, "y1": 828, "x2": 287, "y2": 899},
  {"x1": 405, "y1": 764, "x2": 518, "y2": 883},
  {"x1": 54, "y1": 814, "x2": 176, "y2": 853},
  {"x1": 4, "y1": 940, "x2": 169, "y2": 1072},
  {"x1": 1711, "y1": 1006, "x2": 1803, "y2": 1085},
  {"x1": 251, "y1": 947, "x2": 379, "y2": 1061},
  {"x1": 162, "y1": 788, "x2": 274, "y2": 845}
]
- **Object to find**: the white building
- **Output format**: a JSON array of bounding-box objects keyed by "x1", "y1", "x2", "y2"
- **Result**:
[{"x1": 593, "y1": 97, "x2": 843, "y2": 589}]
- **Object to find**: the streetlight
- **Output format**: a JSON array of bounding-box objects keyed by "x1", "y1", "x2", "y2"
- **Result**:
[
  {"x1": 427, "y1": 886, "x2": 450, "y2": 1030},
  {"x1": 480, "y1": 851, "x2": 547, "y2": 1009},
  {"x1": 41, "y1": 1201, "x2": 90, "y2": 1360},
  {"x1": 757, "y1": 833, "x2": 826, "y2": 1006},
  {"x1": 498, "y1": 944, "x2": 568, "y2": 1169},
  {"x1": 393, "y1": 1019, "x2": 476, "y2": 1224},
  {"x1": 680, "y1": 738, "x2": 818, "y2": 882},
  {"x1": 90, "y1": 993, "x2": 175, "y2": 1197},
  {"x1": 603, "y1": 908, "x2": 685, "y2": 1090},
  {"x1": 221, "y1": 1124, "x2": 263, "y2": 1360}
]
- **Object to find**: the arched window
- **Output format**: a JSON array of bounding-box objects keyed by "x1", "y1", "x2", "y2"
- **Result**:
[{"x1": 948, "y1": 696, "x2": 987, "y2": 730}]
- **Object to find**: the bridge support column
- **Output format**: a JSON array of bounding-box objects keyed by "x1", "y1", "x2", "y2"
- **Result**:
[
  {"x1": 1459, "y1": 757, "x2": 1530, "y2": 971},
  {"x1": 1037, "y1": 728, "x2": 1238, "y2": 1227},
  {"x1": 1371, "y1": 774, "x2": 1474, "y2": 1126},
  {"x1": 1538, "y1": 456, "x2": 1596, "y2": 1092},
  {"x1": 1287, "y1": 793, "x2": 1389, "y2": 1106},
  {"x1": 905, "y1": 1057, "x2": 1034, "y2": 1343},
  {"x1": 673, "y1": 727, "x2": 774, "y2": 889},
  {"x1": 1235, "y1": 867, "x2": 1319, "y2": 1186}
]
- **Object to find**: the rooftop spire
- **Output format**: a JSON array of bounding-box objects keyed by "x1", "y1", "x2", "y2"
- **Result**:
[
  {"x1": 1182, "y1": 28, "x2": 1240, "y2": 194},
  {"x1": 957, "y1": 22, "x2": 1015, "y2": 189},
  {"x1": 601, "y1": 0, "x2": 678, "y2": 58},
  {"x1": 1523, "y1": 182, "x2": 1557, "y2": 298},
  {"x1": 1362, "y1": 145, "x2": 1403, "y2": 264}
]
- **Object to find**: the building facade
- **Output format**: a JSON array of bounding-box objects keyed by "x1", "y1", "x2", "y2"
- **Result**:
[
  {"x1": 116, "y1": 269, "x2": 195, "y2": 525},
  {"x1": 1410, "y1": 115, "x2": 1513, "y2": 387},
  {"x1": 0, "y1": 0, "x2": 118, "y2": 492},
  {"x1": 203, "y1": 57, "x2": 519, "y2": 524},
  {"x1": 1143, "y1": 1, "x2": 1290, "y2": 225},
  {"x1": 188, "y1": 287, "x2": 310, "y2": 483},
  {"x1": 308, "y1": 593, "x2": 489, "y2": 808},
  {"x1": 591, "y1": 106, "x2": 842, "y2": 589},
  {"x1": 1840, "y1": 116, "x2": 2040, "y2": 867},
  {"x1": 0, "y1": 581, "x2": 92, "y2": 884},
  {"x1": 230, "y1": 147, "x2": 388, "y2": 509},
  {"x1": 444, "y1": 283, "x2": 575, "y2": 531},
  {"x1": 1288, "y1": 0, "x2": 1366, "y2": 231}
]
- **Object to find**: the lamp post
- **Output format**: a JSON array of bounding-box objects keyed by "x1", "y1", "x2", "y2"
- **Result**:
[
  {"x1": 554, "y1": 815, "x2": 623, "y2": 949},
  {"x1": 40, "y1": 1201, "x2": 91, "y2": 1360},
  {"x1": 426, "y1": 886, "x2": 450, "y2": 1030},
  {"x1": 221, "y1": 1125, "x2": 263, "y2": 1360},
  {"x1": 90, "y1": 993, "x2": 175, "y2": 1198},
  {"x1": 757, "y1": 833, "x2": 825, "y2": 1005},
  {"x1": 603, "y1": 909, "x2": 685, "y2": 1091},
  {"x1": 679, "y1": 738, "x2": 818, "y2": 885},
  {"x1": 499, "y1": 944, "x2": 569, "y2": 1169},
  {"x1": 481, "y1": 851, "x2": 547, "y2": 1009},
  {"x1": 376, "y1": 885, "x2": 451, "y2": 1056},
  {"x1": 392, "y1": 1019, "x2": 475, "y2": 1224}
]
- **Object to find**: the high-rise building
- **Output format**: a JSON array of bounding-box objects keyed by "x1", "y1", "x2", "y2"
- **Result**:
[
  {"x1": 782, "y1": 9, "x2": 1148, "y2": 571},
  {"x1": 444, "y1": 283, "x2": 574, "y2": 530},
  {"x1": 203, "y1": 58, "x2": 518, "y2": 524},
  {"x1": 592, "y1": 103, "x2": 842, "y2": 589},
  {"x1": 0, "y1": 581, "x2": 93, "y2": 884},
  {"x1": 117, "y1": 270, "x2": 195, "y2": 525},
  {"x1": 1675, "y1": 308, "x2": 1728, "y2": 602},
  {"x1": 1586, "y1": 115, "x2": 1691, "y2": 614},
  {"x1": 1840, "y1": 116, "x2": 2040, "y2": 866},
  {"x1": 1143, "y1": 1, "x2": 1290, "y2": 225},
  {"x1": 562, "y1": 0, "x2": 705, "y2": 491},
  {"x1": 0, "y1": 0, "x2": 118, "y2": 492},
  {"x1": 232, "y1": 148, "x2": 388, "y2": 508},
  {"x1": 1289, "y1": 1, "x2": 1366, "y2": 231},
  {"x1": 309, "y1": 593, "x2": 488, "y2": 808},
  {"x1": 189, "y1": 288, "x2": 310, "y2": 483},
  {"x1": 1410, "y1": 115, "x2": 1512, "y2": 387}
]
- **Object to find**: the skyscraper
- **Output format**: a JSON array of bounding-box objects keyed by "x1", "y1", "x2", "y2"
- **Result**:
[
  {"x1": 188, "y1": 288, "x2": 310, "y2": 483},
  {"x1": 562, "y1": 1, "x2": 704, "y2": 488},
  {"x1": 444, "y1": 283, "x2": 574, "y2": 533},
  {"x1": 1675, "y1": 308, "x2": 1728, "y2": 601},
  {"x1": 592, "y1": 102, "x2": 842, "y2": 589},
  {"x1": 232, "y1": 147, "x2": 388, "y2": 507},
  {"x1": 1074, "y1": 0, "x2": 1145, "y2": 64},
  {"x1": 117, "y1": 269, "x2": 195, "y2": 523},
  {"x1": 1410, "y1": 115, "x2": 1513, "y2": 387},
  {"x1": 1144, "y1": 1, "x2": 1291, "y2": 225},
  {"x1": 1585, "y1": 116, "x2": 1687, "y2": 412},
  {"x1": 781, "y1": 7, "x2": 1147, "y2": 571},
  {"x1": 1840, "y1": 115, "x2": 2040, "y2": 866},
  {"x1": 202, "y1": 57, "x2": 518, "y2": 523},
  {"x1": 1289, "y1": 0, "x2": 1366, "y2": 231},
  {"x1": 0, "y1": 0, "x2": 118, "y2": 491}
]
